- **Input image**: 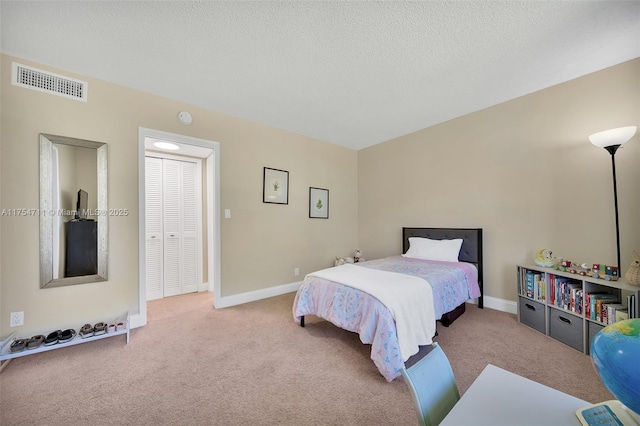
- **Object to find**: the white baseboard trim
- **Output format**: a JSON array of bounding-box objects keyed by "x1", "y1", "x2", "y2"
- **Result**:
[
  {"x1": 199, "y1": 281, "x2": 210, "y2": 292},
  {"x1": 481, "y1": 295, "x2": 517, "y2": 314},
  {"x1": 133, "y1": 281, "x2": 302, "y2": 328},
  {"x1": 212, "y1": 283, "x2": 518, "y2": 315},
  {"x1": 132, "y1": 283, "x2": 517, "y2": 327},
  {"x1": 130, "y1": 313, "x2": 144, "y2": 329},
  {"x1": 214, "y1": 281, "x2": 303, "y2": 309}
]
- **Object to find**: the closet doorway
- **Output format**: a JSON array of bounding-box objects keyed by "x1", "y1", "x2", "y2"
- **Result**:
[
  {"x1": 145, "y1": 154, "x2": 201, "y2": 300},
  {"x1": 137, "y1": 127, "x2": 220, "y2": 327}
]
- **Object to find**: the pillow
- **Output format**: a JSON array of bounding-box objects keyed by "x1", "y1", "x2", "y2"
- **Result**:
[{"x1": 402, "y1": 237, "x2": 463, "y2": 262}]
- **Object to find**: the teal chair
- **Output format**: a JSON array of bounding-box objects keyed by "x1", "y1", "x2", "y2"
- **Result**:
[{"x1": 400, "y1": 342, "x2": 460, "y2": 426}]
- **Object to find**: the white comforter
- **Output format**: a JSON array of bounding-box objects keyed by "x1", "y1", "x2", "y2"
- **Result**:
[{"x1": 307, "y1": 263, "x2": 435, "y2": 361}]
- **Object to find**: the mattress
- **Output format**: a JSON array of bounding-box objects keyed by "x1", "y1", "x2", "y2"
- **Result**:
[{"x1": 292, "y1": 255, "x2": 480, "y2": 381}]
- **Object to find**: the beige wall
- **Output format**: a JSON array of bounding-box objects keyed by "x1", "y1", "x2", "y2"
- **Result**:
[
  {"x1": 358, "y1": 58, "x2": 640, "y2": 302},
  {"x1": 1, "y1": 54, "x2": 358, "y2": 335},
  {"x1": 3, "y1": 53, "x2": 638, "y2": 337}
]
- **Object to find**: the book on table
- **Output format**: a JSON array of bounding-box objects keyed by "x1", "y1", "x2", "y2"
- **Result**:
[{"x1": 576, "y1": 400, "x2": 640, "y2": 426}]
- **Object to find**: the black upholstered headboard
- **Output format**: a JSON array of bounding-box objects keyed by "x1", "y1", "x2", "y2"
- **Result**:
[{"x1": 402, "y1": 227, "x2": 484, "y2": 308}]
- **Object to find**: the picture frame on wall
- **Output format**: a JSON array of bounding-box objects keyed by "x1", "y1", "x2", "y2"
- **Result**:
[
  {"x1": 309, "y1": 187, "x2": 329, "y2": 219},
  {"x1": 263, "y1": 167, "x2": 289, "y2": 204}
]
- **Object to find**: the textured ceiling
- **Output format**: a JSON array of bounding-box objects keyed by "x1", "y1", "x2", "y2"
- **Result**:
[{"x1": 2, "y1": 1, "x2": 639, "y2": 150}]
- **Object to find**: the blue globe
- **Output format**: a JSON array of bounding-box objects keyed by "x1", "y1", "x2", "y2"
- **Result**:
[{"x1": 591, "y1": 318, "x2": 640, "y2": 415}]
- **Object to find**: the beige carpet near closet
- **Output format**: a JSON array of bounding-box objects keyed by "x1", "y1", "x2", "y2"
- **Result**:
[{"x1": 0, "y1": 292, "x2": 613, "y2": 425}]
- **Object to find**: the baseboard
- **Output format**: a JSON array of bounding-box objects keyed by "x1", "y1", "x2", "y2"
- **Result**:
[
  {"x1": 214, "y1": 281, "x2": 303, "y2": 309},
  {"x1": 213, "y1": 283, "x2": 517, "y2": 314},
  {"x1": 132, "y1": 282, "x2": 516, "y2": 327},
  {"x1": 199, "y1": 281, "x2": 210, "y2": 292},
  {"x1": 130, "y1": 313, "x2": 144, "y2": 329},
  {"x1": 482, "y1": 295, "x2": 517, "y2": 314}
]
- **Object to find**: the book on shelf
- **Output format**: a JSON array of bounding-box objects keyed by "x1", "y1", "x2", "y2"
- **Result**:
[
  {"x1": 590, "y1": 294, "x2": 619, "y2": 322},
  {"x1": 534, "y1": 273, "x2": 545, "y2": 302},
  {"x1": 553, "y1": 275, "x2": 564, "y2": 307},
  {"x1": 523, "y1": 270, "x2": 544, "y2": 300},
  {"x1": 525, "y1": 270, "x2": 535, "y2": 298},
  {"x1": 584, "y1": 292, "x2": 601, "y2": 320},
  {"x1": 572, "y1": 288, "x2": 583, "y2": 314},
  {"x1": 565, "y1": 283, "x2": 581, "y2": 311},
  {"x1": 576, "y1": 400, "x2": 640, "y2": 426},
  {"x1": 603, "y1": 303, "x2": 627, "y2": 325},
  {"x1": 552, "y1": 276, "x2": 581, "y2": 311},
  {"x1": 628, "y1": 294, "x2": 636, "y2": 318},
  {"x1": 616, "y1": 308, "x2": 629, "y2": 322},
  {"x1": 601, "y1": 302, "x2": 613, "y2": 325}
]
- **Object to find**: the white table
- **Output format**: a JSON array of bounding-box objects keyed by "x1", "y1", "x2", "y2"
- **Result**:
[{"x1": 440, "y1": 364, "x2": 590, "y2": 425}]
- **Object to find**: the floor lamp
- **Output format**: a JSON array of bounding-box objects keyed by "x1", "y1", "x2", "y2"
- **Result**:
[{"x1": 589, "y1": 125, "x2": 637, "y2": 274}]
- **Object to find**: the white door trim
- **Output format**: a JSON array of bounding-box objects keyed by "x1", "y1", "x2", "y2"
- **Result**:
[{"x1": 134, "y1": 127, "x2": 220, "y2": 328}]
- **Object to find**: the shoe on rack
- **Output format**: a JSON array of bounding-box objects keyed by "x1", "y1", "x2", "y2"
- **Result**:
[
  {"x1": 93, "y1": 322, "x2": 107, "y2": 336},
  {"x1": 106, "y1": 323, "x2": 116, "y2": 333},
  {"x1": 10, "y1": 338, "x2": 28, "y2": 353},
  {"x1": 26, "y1": 335, "x2": 45, "y2": 350},
  {"x1": 115, "y1": 321, "x2": 126, "y2": 332},
  {"x1": 58, "y1": 329, "x2": 76, "y2": 344},
  {"x1": 79, "y1": 324, "x2": 94, "y2": 339},
  {"x1": 43, "y1": 330, "x2": 62, "y2": 346}
]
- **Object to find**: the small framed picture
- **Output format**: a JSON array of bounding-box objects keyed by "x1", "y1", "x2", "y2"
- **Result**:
[
  {"x1": 263, "y1": 167, "x2": 289, "y2": 204},
  {"x1": 309, "y1": 187, "x2": 329, "y2": 219}
]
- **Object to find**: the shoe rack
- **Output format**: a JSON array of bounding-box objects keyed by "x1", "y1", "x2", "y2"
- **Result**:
[{"x1": 0, "y1": 312, "x2": 129, "y2": 368}]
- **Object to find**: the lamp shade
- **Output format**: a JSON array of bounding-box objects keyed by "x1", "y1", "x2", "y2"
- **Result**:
[{"x1": 589, "y1": 126, "x2": 637, "y2": 148}]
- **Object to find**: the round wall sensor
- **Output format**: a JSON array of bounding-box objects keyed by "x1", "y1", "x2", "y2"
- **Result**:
[{"x1": 178, "y1": 111, "x2": 192, "y2": 125}]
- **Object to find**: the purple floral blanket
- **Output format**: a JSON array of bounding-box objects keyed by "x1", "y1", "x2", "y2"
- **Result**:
[{"x1": 292, "y1": 256, "x2": 480, "y2": 381}]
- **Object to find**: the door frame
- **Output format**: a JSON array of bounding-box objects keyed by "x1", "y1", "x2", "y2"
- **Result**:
[{"x1": 134, "y1": 127, "x2": 220, "y2": 328}]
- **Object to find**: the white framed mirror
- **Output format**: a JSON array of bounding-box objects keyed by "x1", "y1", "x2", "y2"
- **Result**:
[{"x1": 40, "y1": 133, "x2": 108, "y2": 288}]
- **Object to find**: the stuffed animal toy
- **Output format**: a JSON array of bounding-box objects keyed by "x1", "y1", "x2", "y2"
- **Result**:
[
  {"x1": 335, "y1": 253, "x2": 361, "y2": 266},
  {"x1": 625, "y1": 250, "x2": 640, "y2": 286},
  {"x1": 354, "y1": 249, "x2": 363, "y2": 263},
  {"x1": 534, "y1": 248, "x2": 555, "y2": 268}
]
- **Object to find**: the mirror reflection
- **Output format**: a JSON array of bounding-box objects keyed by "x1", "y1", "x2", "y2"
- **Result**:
[{"x1": 40, "y1": 134, "x2": 108, "y2": 288}]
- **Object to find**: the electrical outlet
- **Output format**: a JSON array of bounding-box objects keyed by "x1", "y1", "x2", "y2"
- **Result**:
[
  {"x1": 294, "y1": 268, "x2": 300, "y2": 276},
  {"x1": 10, "y1": 311, "x2": 24, "y2": 327}
]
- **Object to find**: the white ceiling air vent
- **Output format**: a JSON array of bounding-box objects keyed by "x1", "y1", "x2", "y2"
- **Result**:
[{"x1": 12, "y1": 62, "x2": 88, "y2": 102}]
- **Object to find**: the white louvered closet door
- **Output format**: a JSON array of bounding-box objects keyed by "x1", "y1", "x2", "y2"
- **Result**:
[
  {"x1": 163, "y1": 158, "x2": 201, "y2": 297},
  {"x1": 180, "y1": 161, "x2": 198, "y2": 294},
  {"x1": 145, "y1": 157, "x2": 164, "y2": 301},
  {"x1": 162, "y1": 159, "x2": 183, "y2": 297},
  {"x1": 146, "y1": 155, "x2": 201, "y2": 300}
]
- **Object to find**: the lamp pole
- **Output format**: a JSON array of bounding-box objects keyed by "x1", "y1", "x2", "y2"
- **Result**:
[
  {"x1": 604, "y1": 144, "x2": 621, "y2": 273},
  {"x1": 589, "y1": 126, "x2": 637, "y2": 278}
]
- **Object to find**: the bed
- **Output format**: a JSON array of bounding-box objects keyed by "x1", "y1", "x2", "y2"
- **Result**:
[{"x1": 292, "y1": 227, "x2": 483, "y2": 381}]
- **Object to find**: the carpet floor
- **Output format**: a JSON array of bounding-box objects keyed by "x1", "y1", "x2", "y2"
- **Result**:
[{"x1": 0, "y1": 291, "x2": 613, "y2": 425}]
